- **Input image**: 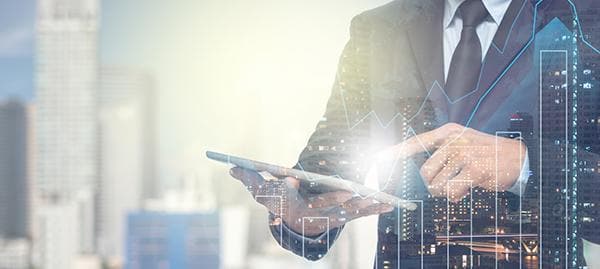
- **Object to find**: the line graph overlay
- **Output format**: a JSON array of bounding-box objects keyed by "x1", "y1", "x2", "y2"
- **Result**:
[
  {"x1": 301, "y1": 217, "x2": 331, "y2": 259},
  {"x1": 282, "y1": 0, "x2": 595, "y2": 264},
  {"x1": 396, "y1": 200, "x2": 424, "y2": 269},
  {"x1": 294, "y1": 127, "x2": 433, "y2": 202},
  {"x1": 538, "y1": 49, "x2": 569, "y2": 269},
  {"x1": 321, "y1": 0, "x2": 599, "y2": 203},
  {"x1": 446, "y1": 180, "x2": 474, "y2": 269},
  {"x1": 336, "y1": 0, "x2": 598, "y2": 132},
  {"x1": 495, "y1": 131, "x2": 524, "y2": 269}
]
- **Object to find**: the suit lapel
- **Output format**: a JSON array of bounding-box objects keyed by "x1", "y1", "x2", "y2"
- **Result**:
[
  {"x1": 481, "y1": 0, "x2": 533, "y2": 93},
  {"x1": 402, "y1": 0, "x2": 544, "y2": 127},
  {"x1": 405, "y1": 0, "x2": 447, "y2": 123},
  {"x1": 456, "y1": 0, "x2": 543, "y2": 127}
]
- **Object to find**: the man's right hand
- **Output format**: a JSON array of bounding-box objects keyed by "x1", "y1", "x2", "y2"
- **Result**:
[{"x1": 229, "y1": 167, "x2": 394, "y2": 236}]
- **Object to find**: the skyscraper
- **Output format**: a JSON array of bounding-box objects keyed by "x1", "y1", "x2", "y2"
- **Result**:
[
  {"x1": 0, "y1": 100, "x2": 29, "y2": 239},
  {"x1": 99, "y1": 66, "x2": 157, "y2": 200},
  {"x1": 35, "y1": 202, "x2": 80, "y2": 269},
  {"x1": 96, "y1": 66, "x2": 157, "y2": 265},
  {"x1": 35, "y1": 0, "x2": 99, "y2": 195},
  {"x1": 0, "y1": 239, "x2": 31, "y2": 269},
  {"x1": 34, "y1": 0, "x2": 100, "y2": 266},
  {"x1": 536, "y1": 19, "x2": 572, "y2": 268}
]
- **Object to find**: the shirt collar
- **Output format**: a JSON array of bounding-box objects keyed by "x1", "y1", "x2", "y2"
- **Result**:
[{"x1": 444, "y1": 0, "x2": 512, "y2": 29}]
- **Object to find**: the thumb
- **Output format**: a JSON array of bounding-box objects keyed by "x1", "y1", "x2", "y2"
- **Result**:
[
  {"x1": 229, "y1": 167, "x2": 264, "y2": 186},
  {"x1": 284, "y1": 176, "x2": 300, "y2": 189}
]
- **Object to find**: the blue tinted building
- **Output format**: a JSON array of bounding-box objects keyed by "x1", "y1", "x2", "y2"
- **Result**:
[{"x1": 125, "y1": 212, "x2": 220, "y2": 269}]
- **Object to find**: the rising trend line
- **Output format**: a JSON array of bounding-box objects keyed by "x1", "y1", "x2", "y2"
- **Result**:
[
  {"x1": 315, "y1": 0, "x2": 600, "y2": 201},
  {"x1": 295, "y1": 124, "x2": 433, "y2": 200},
  {"x1": 294, "y1": 0, "x2": 599, "y2": 202},
  {"x1": 337, "y1": 0, "x2": 599, "y2": 131}
]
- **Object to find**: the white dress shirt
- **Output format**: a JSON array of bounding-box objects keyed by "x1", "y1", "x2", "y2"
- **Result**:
[
  {"x1": 443, "y1": 0, "x2": 512, "y2": 80},
  {"x1": 443, "y1": 0, "x2": 529, "y2": 195}
]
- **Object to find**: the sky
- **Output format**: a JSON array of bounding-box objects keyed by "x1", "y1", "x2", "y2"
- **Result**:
[
  {"x1": 0, "y1": 0, "x2": 35, "y2": 100},
  {"x1": 3, "y1": 0, "x2": 599, "y2": 187},
  {"x1": 0, "y1": 0, "x2": 391, "y2": 186},
  {"x1": 99, "y1": 0, "x2": 391, "y2": 186}
]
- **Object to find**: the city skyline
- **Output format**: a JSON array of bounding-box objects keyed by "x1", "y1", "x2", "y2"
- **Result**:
[{"x1": 0, "y1": 0, "x2": 598, "y2": 268}]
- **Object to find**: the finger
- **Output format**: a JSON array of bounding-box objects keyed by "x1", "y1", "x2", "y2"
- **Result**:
[
  {"x1": 378, "y1": 133, "x2": 438, "y2": 161},
  {"x1": 377, "y1": 123, "x2": 464, "y2": 161},
  {"x1": 447, "y1": 172, "x2": 473, "y2": 203},
  {"x1": 284, "y1": 176, "x2": 300, "y2": 189},
  {"x1": 340, "y1": 197, "x2": 378, "y2": 210},
  {"x1": 318, "y1": 199, "x2": 394, "y2": 228},
  {"x1": 230, "y1": 167, "x2": 264, "y2": 186},
  {"x1": 341, "y1": 197, "x2": 393, "y2": 215},
  {"x1": 345, "y1": 203, "x2": 395, "y2": 221},
  {"x1": 229, "y1": 167, "x2": 275, "y2": 199},
  {"x1": 427, "y1": 164, "x2": 463, "y2": 197},
  {"x1": 255, "y1": 195, "x2": 285, "y2": 214},
  {"x1": 306, "y1": 191, "x2": 354, "y2": 208},
  {"x1": 420, "y1": 148, "x2": 450, "y2": 184}
]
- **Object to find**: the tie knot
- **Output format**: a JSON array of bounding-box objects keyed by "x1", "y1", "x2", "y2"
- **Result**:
[{"x1": 458, "y1": 0, "x2": 489, "y2": 27}]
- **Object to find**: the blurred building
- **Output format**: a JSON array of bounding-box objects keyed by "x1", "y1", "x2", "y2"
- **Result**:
[
  {"x1": 34, "y1": 0, "x2": 100, "y2": 267},
  {"x1": 125, "y1": 212, "x2": 220, "y2": 269},
  {"x1": 35, "y1": 0, "x2": 99, "y2": 198},
  {"x1": 0, "y1": 239, "x2": 30, "y2": 269},
  {"x1": 96, "y1": 66, "x2": 157, "y2": 265},
  {"x1": 99, "y1": 66, "x2": 157, "y2": 199},
  {"x1": 35, "y1": 202, "x2": 79, "y2": 269},
  {"x1": 0, "y1": 100, "x2": 29, "y2": 239}
]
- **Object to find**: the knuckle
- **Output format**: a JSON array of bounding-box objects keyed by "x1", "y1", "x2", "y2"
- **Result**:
[
  {"x1": 454, "y1": 151, "x2": 467, "y2": 162},
  {"x1": 420, "y1": 165, "x2": 433, "y2": 179},
  {"x1": 428, "y1": 185, "x2": 443, "y2": 197},
  {"x1": 443, "y1": 122, "x2": 456, "y2": 129},
  {"x1": 444, "y1": 122, "x2": 460, "y2": 132},
  {"x1": 431, "y1": 190, "x2": 443, "y2": 197}
]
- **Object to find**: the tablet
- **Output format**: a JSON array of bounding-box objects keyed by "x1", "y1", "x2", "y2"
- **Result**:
[{"x1": 206, "y1": 151, "x2": 417, "y2": 210}]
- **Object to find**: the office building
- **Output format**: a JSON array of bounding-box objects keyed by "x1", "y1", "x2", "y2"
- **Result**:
[
  {"x1": 34, "y1": 0, "x2": 100, "y2": 266},
  {"x1": 0, "y1": 239, "x2": 30, "y2": 269},
  {"x1": 536, "y1": 18, "x2": 573, "y2": 268},
  {"x1": 98, "y1": 66, "x2": 157, "y2": 199},
  {"x1": 125, "y1": 211, "x2": 220, "y2": 269},
  {"x1": 0, "y1": 100, "x2": 29, "y2": 239},
  {"x1": 35, "y1": 0, "x2": 99, "y2": 196},
  {"x1": 96, "y1": 66, "x2": 157, "y2": 264},
  {"x1": 34, "y1": 202, "x2": 79, "y2": 269}
]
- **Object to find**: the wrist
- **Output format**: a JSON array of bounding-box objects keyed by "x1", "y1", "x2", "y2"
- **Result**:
[{"x1": 282, "y1": 217, "x2": 328, "y2": 237}]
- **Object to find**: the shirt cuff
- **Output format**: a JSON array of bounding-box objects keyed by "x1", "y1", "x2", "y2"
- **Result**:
[
  {"x1": 277, "y1": 216, "x2": 330, "y2": 243},
  {"x1": 507, "y1": 148, "x2": 530, "y2": 196},
  {"x1": 583, "y1": 238, "x2": 600, "y2": 267},
  {"x1": 268, "y1": 213, "x2": 341, "y2": 261}
]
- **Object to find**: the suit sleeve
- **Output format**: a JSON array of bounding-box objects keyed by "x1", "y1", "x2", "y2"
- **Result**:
[{"x1": 267, "y1": 13, "x2": 376, "y2": 260}]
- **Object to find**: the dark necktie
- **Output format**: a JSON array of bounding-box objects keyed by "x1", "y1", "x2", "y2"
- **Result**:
[{"x1": 446, "y1": 0, "x2": 489, "y2": 120}]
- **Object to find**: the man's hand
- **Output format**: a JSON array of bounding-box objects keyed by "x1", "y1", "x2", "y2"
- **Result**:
[
  {"x1": 229, "y1": 167, "x2": 394, "y2": 236},
  {"x1": 383, "y1": 123, "x2": 526, "y2": 202}
]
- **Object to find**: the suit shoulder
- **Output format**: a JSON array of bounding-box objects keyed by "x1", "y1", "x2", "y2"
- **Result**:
[
  {"x1": 360, "y1": 0, "x2": 405, "y2": 18},
  {"x1": 351, "y1": 0, "x2": 434, "y2": 28}
]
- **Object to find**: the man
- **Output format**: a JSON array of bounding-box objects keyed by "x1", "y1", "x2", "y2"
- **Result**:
[{"x1": 230, "y1": 0, "x2": 600, "y2": 267}]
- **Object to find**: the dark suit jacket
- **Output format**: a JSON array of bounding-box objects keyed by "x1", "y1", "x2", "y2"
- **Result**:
[{"x1": 269, "y1": 0, "x2": 600, "y2": 267}]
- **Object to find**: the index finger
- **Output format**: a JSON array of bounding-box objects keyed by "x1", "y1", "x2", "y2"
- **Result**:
[{"x1": 377, "y1": 124, "x2": 459, "y2": 162}]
